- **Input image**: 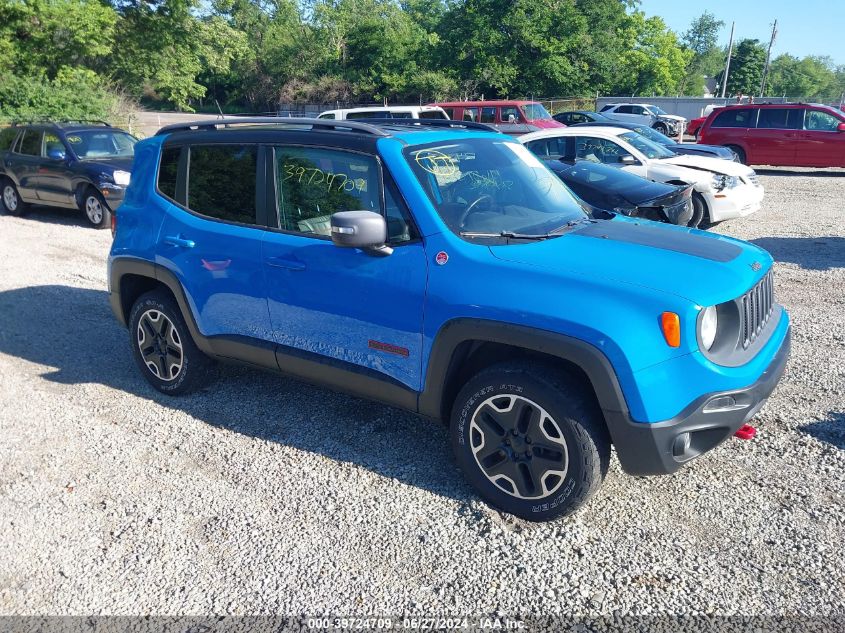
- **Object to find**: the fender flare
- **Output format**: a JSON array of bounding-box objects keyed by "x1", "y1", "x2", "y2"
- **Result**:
[{"x1": 418, "y1": 318, "x2": 632, "y2": 422}]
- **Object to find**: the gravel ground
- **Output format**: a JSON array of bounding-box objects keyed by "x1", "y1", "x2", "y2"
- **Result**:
[{"x1": 0, "y1": 167, "x2": 843, "y2": 619}]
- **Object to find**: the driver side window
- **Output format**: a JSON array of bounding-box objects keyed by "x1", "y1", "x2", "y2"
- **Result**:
[
  {"x1": 275, "y1": 147, "x2": 381, "y2": 238},
  {"x1": 805, "y1": 110, "x2": 841, "y2": 131},
  {"x1": 575, "y1": 137, "x2": 627, "y2": 164}
]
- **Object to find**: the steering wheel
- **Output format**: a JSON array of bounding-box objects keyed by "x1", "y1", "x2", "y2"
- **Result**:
[{"x1": 458, "y1": 194, "x2": 494, "y2": 228}]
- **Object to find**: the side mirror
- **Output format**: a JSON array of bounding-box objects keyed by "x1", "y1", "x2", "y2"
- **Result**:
[
  {"x1": 330, "y1": 210, "x2": 392, "y2": 256},
  {"x1": 619, "y1": 154, "x2": 637, "y2": 165},
  {"x1": 837, "y1": 122, "x2": 845, "y2": 132},
  {"x1": 47, "y1": 148, "x2": 66, "y2": 161}
]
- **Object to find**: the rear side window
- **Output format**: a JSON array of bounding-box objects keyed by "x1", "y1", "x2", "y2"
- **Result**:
[
  {"x1": 158, "y1": 146, "x2": 181, "y2": 201},
  {"x1": 275, "y1": 146, "x2": 381, "y2": 237},
  {"x1": 757, "y1": 108, "x2": 802, "y2": 129},
  {"x1": 347, "y1": 111, "x2": 389, "y2": 119},
  {"x1": 712, "y1": 108, "x2": 756, "y2": 128},
  {"x1": 463, "y1": 107, "x2": 479, "y2": 122},
  {"x1": 480, "y1": 107, "x2": 496, "y2": 123},
  {"x1": 187, "y1": 145, "x2": 257, "y2": 225},
  {"x1": 441, "y1": 108, "x2": 454, "y2": 119},
  {"x1": 501, "y1": 106, "x2": 520, "y2": 122},
  {"x1": 18, "y1": 129, "x2": 42, "y2": 155},
  {"x1": 616, "y1": 105, "x2": 634, "y2": 114},
  {"x1": 0, "y1": 127, "x2": 18, "y2": 151},
  {"x1": 599, "y1": 105, "x2": 613, "y2": 112}
]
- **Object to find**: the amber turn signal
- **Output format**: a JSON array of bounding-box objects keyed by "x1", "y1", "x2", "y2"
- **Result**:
[{"x1": 660, "y1": 312, "x2": 681, "y2": 347}]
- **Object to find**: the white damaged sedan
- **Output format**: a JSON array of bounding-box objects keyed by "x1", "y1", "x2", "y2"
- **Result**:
[{"x1": 520, "y1": 126, "x2": 764, "y2": 228}]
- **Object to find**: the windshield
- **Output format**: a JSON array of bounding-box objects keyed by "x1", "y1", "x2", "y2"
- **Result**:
[
  {"x1": 66, "y1": 130, "x2": 137, "y2": 159},
  {"x1": 646, "y1": 105, "x2": 668, "y2": 116},
  {"x1": 631, "y1": 125, "x2": 677, "y2": 147},
  {"x1": 405, "y1": 139, "x2": 586, "y2": 239},
  {"x1": 521, "y1": 104, "x2": 553, "y2": 121},
  {"x1": 619, "y1": 132, "x2": 676, "y2": 160}
]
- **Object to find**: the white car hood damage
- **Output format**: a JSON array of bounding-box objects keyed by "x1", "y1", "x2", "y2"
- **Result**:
[{"x1": 648, "y1": 154, "x2": 755, "y2": 183}]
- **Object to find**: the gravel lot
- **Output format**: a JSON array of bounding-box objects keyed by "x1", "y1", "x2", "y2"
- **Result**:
[{"x1": 0, "y1": 167, "x2": 843, "y2": 619}]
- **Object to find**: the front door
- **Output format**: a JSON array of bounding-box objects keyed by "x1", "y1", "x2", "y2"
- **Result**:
[
  {"x1": 795, "y1": 108, "x2": 845, "y2": 168},
  {"x1": 156, "y1": 143, "x2": 272, "y2": 345},
  {"x1": 262, "y1": 145, "x2": 428, "y2": 390}
]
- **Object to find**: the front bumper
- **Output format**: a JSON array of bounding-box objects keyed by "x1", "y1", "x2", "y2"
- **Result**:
[
  {"x1": 97, "y1": 183, "x2": 126, "y2": 210},
  {"x1": 704, "y1": 183, "x2": 764, "y2": 223},
  {"x1": 605, "y1": 324, "x2": 791, "y2": 476}
]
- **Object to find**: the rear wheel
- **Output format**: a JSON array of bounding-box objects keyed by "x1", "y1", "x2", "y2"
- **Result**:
[
  {"x1": 450, "y1": 361, "x2": 610, "y2": 521},
  {"x1": 1, "y1": 179, "x2": 29, "y2": 216},
  {"x1": 128, "y1": 290, "x2": 213, "y2": 395},
  {"x1": 81, "y1": 187, "x2": 111, "y2": 229},
  {"x1": 726, "y1": 145, "x2": 746, "y2": 165}
]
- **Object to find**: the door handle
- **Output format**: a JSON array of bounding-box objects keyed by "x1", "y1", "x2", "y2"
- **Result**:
[
  {"x1": 163, "y1": 235, "x2": 196, "y2": 249},
  {"x1": 266, "y1": 256, "x2": 306, "y2": 271}
]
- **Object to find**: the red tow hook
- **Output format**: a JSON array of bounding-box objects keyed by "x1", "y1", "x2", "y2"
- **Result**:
[{"x1": 734, "y1": 424, "x2": 757, "y2": 440}]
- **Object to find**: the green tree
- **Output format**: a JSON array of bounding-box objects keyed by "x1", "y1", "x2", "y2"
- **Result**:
[
  {"x1": 614, "y1": 13, "x2": 692, "y2": 96},
  {"x1": 679, "y1": 11, "x2": 724, "y2": 95},
  {"x1": 767, "y1": 54, "x2": 839, "y2": 100},
  {"x1": 722, "y1": 38, "x2": 766, "y2": 96}
]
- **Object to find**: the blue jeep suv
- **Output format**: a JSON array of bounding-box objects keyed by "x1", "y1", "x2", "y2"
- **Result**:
[{"x1": 108, "y1": 118, "x2": 791, "y2": 521}]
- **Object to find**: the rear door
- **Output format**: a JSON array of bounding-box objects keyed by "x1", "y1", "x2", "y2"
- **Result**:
[
  {"x1": 746, "y1": 108, "x2": 802, "y2": 166},
  {"x1": 6, "y1": 128, "x2": 43, "y2": 201},
  {"x1": 36, "y1": 131, "x2": 75, "y2": 205},
  {"x1": 262, "y1": 144, "x2": 428, "y2": 391},
  {"x1": 795, "y1": 108, "x2": 845, "y2": 167},
  {"x1": 155, "y1": 143, "x2": 273, "y2": 349}
]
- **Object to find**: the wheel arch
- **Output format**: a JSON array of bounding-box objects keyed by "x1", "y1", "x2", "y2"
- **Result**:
[
  {"x1": 419, "y1": 319, "x2": 631, "y2": 427},
  {"x1": 109, "y1": 257, "x2": 213, "y2": 356}
]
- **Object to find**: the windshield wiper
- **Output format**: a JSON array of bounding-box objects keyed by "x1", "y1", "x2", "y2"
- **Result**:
[{"x1": 459, "y1": 230, "x2": 558, "y2": 240}]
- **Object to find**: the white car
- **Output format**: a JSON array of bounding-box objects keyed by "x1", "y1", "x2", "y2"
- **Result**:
[
  {"x1": 599, "y1": 103, "x2": 686, "y2": 137},
  {"x1": 520, "y1": 126, "x2": 764, "y2": 227},
  {"x1": 317, "y1": 105, "x2": 449, "y2": 120}
]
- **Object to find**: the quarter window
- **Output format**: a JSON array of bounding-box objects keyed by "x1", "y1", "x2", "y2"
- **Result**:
[
  {"x1": 187, "y1": 145, "x2": 257, "y2": 224},
  {"x1": 275, "y1": 147, "x2": 382, "y2": 237},
  {"x1": 712, "y1": 108, "x2": 756, "y2": 128},
  {"x1": 805, "y1": 110, "x2": 842, "y2": 131},
  {"x1": 0, "y1": 127, "x2": 18, "y2": 151},
  {"x1": 158, "y1": 146, "x2": 181, "y2": 201},
  {"x1": 18, "y1": 129, "x2": 42, "y2": 155}
]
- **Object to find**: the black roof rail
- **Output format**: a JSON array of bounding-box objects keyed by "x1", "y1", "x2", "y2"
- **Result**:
[
  {"x1": 155, "y1": 116, "x2": 389, "y2": 137},
  {"x1": 356, "y1": 118, "x2": 499, "y2": 132},
  {"x1": 10, "y1": 119, "x2": 111, "y2": 127}
]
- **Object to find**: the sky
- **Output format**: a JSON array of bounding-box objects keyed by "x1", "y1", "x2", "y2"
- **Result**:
[{"x1": 637, "y1": 0, "x2": 843, "y2": 66}]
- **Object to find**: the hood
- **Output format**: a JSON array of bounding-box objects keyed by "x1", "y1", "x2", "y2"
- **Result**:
[
  {"x1": 660, "y1": 153, "x2": 754, "y2": 177},
  {"x1": 672, "y1": 143, "x2": 735, "y2": 160},
  {"x1": 489, "y1": 217, "x2": 772, "y2": 307},
  {"x1": 657, "y1": 114, "x2": 685, "y2": 122},
  {"x1": 529, "y1": 119, "x2": 565, "y2": 129},
  {"x1": 80, "y1": 156, "x2": 134, "y2": 173}
]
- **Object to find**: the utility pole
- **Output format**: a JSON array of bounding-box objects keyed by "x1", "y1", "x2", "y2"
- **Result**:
[
  {"x1": 720, "y1": 22, "x2": 735, "y2": 98},
  {"x1": 759, "y1": 19, "x2": 778, "y2": 97}
]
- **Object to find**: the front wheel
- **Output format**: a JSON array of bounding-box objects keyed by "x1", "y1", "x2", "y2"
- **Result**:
[
  {"x1": 726, "y1": 145, "x2": 746, "y2": 165},
  {"x1": 128, "y1": 290, "x2": 213, "y2": 395},
  {"x1": 687, "y1": 192, "x2": 708, "y2": 229},
  {"x1": 450, "y1": 362, "x2": 610, "y2": 521},
  {"x1": 653, "y1": 122, "x2": 669, "y2": 135},
  {"x1": 81, "y1": 187, "x2": 112, "y2": 229},
  {"x1": 1, "y1": 179, "x2": 29, "y2": 216}
]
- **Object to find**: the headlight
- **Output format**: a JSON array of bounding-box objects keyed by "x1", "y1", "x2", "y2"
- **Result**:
[
  {"x1": 113, "y1": 170, "x2": 131, "y2": 186},
  {"x1": 711, "y1": 174, "x2": 739, "y2": 190},
  {"x1": 699, "y1": 306, "x2": 718, "y2": 350}
]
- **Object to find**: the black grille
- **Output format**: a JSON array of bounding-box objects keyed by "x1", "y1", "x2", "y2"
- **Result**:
[{"x1": 740, "y1": 271, "x2": 774, "y2": 349}]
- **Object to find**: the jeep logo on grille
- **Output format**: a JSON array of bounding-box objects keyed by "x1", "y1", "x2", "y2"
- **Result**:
[{"x1": 750, "y1": 261, "x2": 762, "y2": 271}]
